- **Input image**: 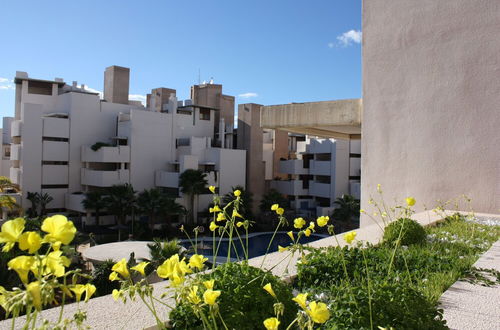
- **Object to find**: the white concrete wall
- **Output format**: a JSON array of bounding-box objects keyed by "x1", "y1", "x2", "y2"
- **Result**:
[
  {"x1": 333, "y1": 139, "x2": 349, "y2": 200},
  {"x1": 362, "y1": 0, "x2": 500, "y2": 225},
  {"x1": 42, "y1": 141, "x2": 69, "y2": 162}
]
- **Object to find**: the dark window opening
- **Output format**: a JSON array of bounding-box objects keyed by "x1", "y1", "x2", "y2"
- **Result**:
[
  {"x1": 302, "y1": 154, "x2": 313, "y2": 169},
  {"x1": 315, "y1": 153, "x2": 331, "y2": 161},
  {"x1": 315, "y1": 197, "x2": 331, "y2": 207},
  {"x1": 42, "y1": 161, "x2": 68, "y2": 165},
  {"x1": 41, "y1": 184, "x2": 68, "y2": 189},
  {"x1": 349, "y1": 153, "x2": 361, "y2": 158},
  {"x1": 28, "y1": 81, "x2": 53, "y2": 95},
  {"x1": 315, "y1": 175, "x2": 331, "y2": 184},
  {"x1": 200, "y1": 108, "x2": 211, "y2": 120},
  {"x1": 42, "y1": 137, "x2": 69, "y2": 142}
]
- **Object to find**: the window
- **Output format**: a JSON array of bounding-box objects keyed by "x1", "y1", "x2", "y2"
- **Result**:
[
  {"x1": 4, "y1": 146, "x2": 10, "y2": 158},
  {"x1": 316, "y1": 153, "x2": 331, "y2": 161},
  {"x1": 200, "y1": 108, "x2": 211, "y2": 120},
  {"x1": 28, "y1": 81, "x2": 52, "y2": 95},
  {"x1": 302, "y1": 154, "x2": 313, "y2": 168},
  {"x1": 315, "y1": 175, "x2": 331, "y2": 184},
  {"x1": 42, "y1": 161, "x2": 68, "y2": 165}
]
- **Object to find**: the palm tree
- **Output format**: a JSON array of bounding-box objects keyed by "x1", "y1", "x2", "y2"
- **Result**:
[
  {"x1": 0, "y1": 176, "x2": 19, "y2": 193},
  {"x1": 259, "y1": 189, "x2": 289, "y2": 213},
  {"x1": 82, "y1": 191, "x2": 106, "y2": 226},
  {"x1": 164, "y1": 197, "x2": 187, "y2": 223},
  {"x1": 178, "y1": 169, "x2": 207, "y2": 224},
  {"x1": 0, "y1": 195, "x2": 21, "y2": 220},
  {"x1": 38, "y1": 193, "x2": 53, "y2": 218},
  {"x1": 137, "y1": 188, "x2": 169, "y2": 230},
  {"x1": 103, "y1": 184, "x2": 136, "y2": 240},
  {"x1": 331, "y1": 194, "x2": 360, "y2": 232},
  {"x1": 26, "y1": 192, "x2": 40, "y2": 218}
]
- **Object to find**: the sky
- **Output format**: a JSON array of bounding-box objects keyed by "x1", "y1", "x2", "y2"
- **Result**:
[{"x1": 0, "y1": 0, "x2": 361, "y2": 119}]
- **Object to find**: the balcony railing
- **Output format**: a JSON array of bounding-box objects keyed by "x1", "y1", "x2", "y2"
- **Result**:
[
  {"x1": 279, "y1": 159, "x2": 308, "y2": 175},
  {"x1": 10, "y1": 144, "x2": 21, "y2": 161},
  {"x1": 81, "y1": 169, "x2": 129, "y2": 187},
  {"x1": 10, "y1": 168, "x2": 21, "y2": 185},
  {"x1": 309, "y1": 160, "x2": 331, "y2": 176},
  {"x1": 155, "y1": 171, "x2": 179, "y2": 188},
  {"x1": 271, "y1": 180, "x2": 308, "y2": 196},
  {"x1": 81, "y1": 146, "x2": 130, "y2": 163},
  {"x1": 11, "y1": 120, "x2": 22, "y2": 137},
  {"x1": 309, "y1": 182, "x2": 331, "y2": 198}
]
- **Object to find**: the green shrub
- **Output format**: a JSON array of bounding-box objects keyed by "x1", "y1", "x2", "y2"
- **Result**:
[
  {"x1": 90, "y1": 259, "x2": 120, "y2": 296},
  {"x1": 169, "y1": 263, "x2": 297, "y2": 329},
  {"x1": 144, "y1": 239, "x2": 185, "y2": 275},
  {"x1": 383, "y1": 217, "x2": 426, "y2": 246},
  {"x1": 319, "y1": 280, "x2": 447, "y2": 330}
]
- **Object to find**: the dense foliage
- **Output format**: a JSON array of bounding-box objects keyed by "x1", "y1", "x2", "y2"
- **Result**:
[
  {"x1": 170, "y1": 263, "x2": 297, "y2": 329},
  {"x1": 383, "y1": 217, "x2": 426, "y2": 246}
]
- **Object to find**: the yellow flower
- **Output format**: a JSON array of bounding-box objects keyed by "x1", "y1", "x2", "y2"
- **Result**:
[
  {"x1": 203, "y1": 279, "x2": 214, "y2": 290},
  {"x1": 278, "y1": 245, "x2": 288, "y2": 253},
  {"x1": 70, "y1": 284, "x2": 86, "y2": 302},
  {"x1": 0, "y1": 218, "x2": 25, "y2": 252},
  {"x1": 8, "y1": 256, "x2": 35, "y2": 283},
  {"x1": 292, "y1": 293, "x2": 308, "y2": 309},
  {"x1": 111, "y1": 258, "x2": 130, "y2": 279},
  {"x1": 263, "y1": 317, "x2": 280, "y2": 330},
  {"x1": 308, "y1": 221, "x2": 315, "y2": 230},
  {"x1": 360, "y1": 209, "x2": 365, "y2": 214},
  {"x1": 18, "y1": 231, "x2": 42, "y2": 254},
  {"x1": 294, "y1": 217, "x2": 306, "y2": 229},
  {"x1": 307, "y1": 301, "x2": 330, "y2": 323},
  {"x1": 209, "y1": 221, "x2": 219, "y2": 232},
  {"x1": 381, "y1": 212, "x2": 387, "y2": 218},
  {"x1": 216, "y1": 213, "x2": 226, "y2": 222},
  {"x1": 131, "y1": 261, "x2": 149, "y2": 276},
  {"x1": 84, "y1": 284, "x2": 96, "y2": 302},
  {"x1": 287, "y1": 231, "x2": 294, "y2": 241},
  {"x1": 209, "y1": 205, "x2": 222, "y2": 213},
  {"x1": 203, "y1": 289, "x2": 221, "y2": 305},
  {"x1": 317, "y1": 216, "x2": 329, "y2": 227},
  {"x1": 209, "y1": 186, "x2": 216, "y2": 193},
  {"x1": 27, "y1": 281, "x2": 42, "y2": 310},
  {"x1": 236, "y1": 221, "x2": 244, "y2": 228},
  {"x1": 304, "y1": 228, "x2": 312, "y2": 237},
  {"x1": 232, "y1": 209, "x2": 243, "y2": 218},
  {"x1": 263, "y1": 283, "x2": 277, "y2": 299},
  {"x1": 157, "y1": 254, "x2": 192, "y2": 280},
  {"x1": 233, "y1": 189, "x2": 241, "y2": 197},
  {"x1": 271, "y1": 204, "x2": 279, "y2": 211},
  {"x1": 406, "y1": 197, "x2": 416, "y2": 206},
  {"x1": 188, "y1": 285, "x2": 201, "y2": 305},
  {"x1": 43, "y1": 251, "x2": 71, "y2": 277},
  {"x1": 109, "y1": 271, "x2": 119, "y2": 281},
  {"x1": 189, "y1": 254, "x2": 208, "y2": 270},
  {"x1": 344, "y1": 231, "x2": 357, "y2": 244},
  {"x1": 276, "y1": 208, "x2": 284, "y2": 215},
  {"x1": 377, "y1": 183, "x2": 382, "y2": 193},
  {"x1": 112, "y1": 289, "x2": 122, "y2": 301},
  {"x1": 41, "y1": 215, "x2": 76, "y2": 247}
]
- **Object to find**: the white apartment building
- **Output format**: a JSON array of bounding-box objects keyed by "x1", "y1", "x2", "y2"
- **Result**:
[
  {"x1": 271, "y1": 136, "x2": 361, "y2": 217},
  {"x1": 0, "y1": 117, "x2": 13, "y2": 178},
  {"x1": 8, "y1": 66, "x2": 245, "y2": 224}
]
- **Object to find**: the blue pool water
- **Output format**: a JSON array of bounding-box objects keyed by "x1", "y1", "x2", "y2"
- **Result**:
[{"x1": 180, "y1": 232, "x2": 327, "y2": 260}]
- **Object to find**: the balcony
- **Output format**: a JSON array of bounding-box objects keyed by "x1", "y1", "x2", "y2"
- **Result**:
[
  {"x1": 309, "y1": 160, "x2": 331, "y2": 176},
  {"x1": 81, "y1": 169, "x2": 129, "y2": 187},
  {"x1": 9, "y1": 168, "x2": 21, "y2": 185},
  {"x1": 279, "y1": 159, "x2": 308, "y2": 175},
  {"x1": 271, "y1": 180, "x2": 308, "y2": 196},
  {"x1": 81, "y1": 146, "x2": 130, "y2": 163},
  {"x1": 155, "y1": 171, "x2": 179, "y2": 188},
  {"x1": 309, "y1": 182, "x2": 331, "y2": 198},
  {"x1": 10, "y1": 144, "x2": 21, "y2": 161},
  {"x1": 11, "y1": 120, "x2": 22, "y2": 137},
  {"x1": 65, "y1": 193, "x2": 86, "y2": 213},
  {"x1": 42, "y1": 117, "x2": 69, "y2": 139}
]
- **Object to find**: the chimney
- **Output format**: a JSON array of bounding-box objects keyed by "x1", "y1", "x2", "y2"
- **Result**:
[{"x1": 103, "y1": 65, "x2": 130, "y2": 104}]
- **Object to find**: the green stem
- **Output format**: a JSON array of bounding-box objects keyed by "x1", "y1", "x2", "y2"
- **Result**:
[
  {"x1": 217, "y1": 310, "x2": 229, "y2": 330},
  {"x1": 332, "y1": 234, "x2": 350, "y2": 281},
  {"x1": 285, "y1": 317, "x2": 298, "y2": 330},
  {"x1": 259, "y1": 218, "x2": 282, "y2": 268},
  {"x1": 233, "y1": 226, "x2": 248, "y2": 261},
  {"x1": 362, "y1": 249, "x2": 374, "y2": 330},
  {"x1": 387, "y1": 218, "x2": 407, "y2": 277}
]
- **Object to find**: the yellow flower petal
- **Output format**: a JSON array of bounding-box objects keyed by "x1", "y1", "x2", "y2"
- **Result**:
[
  {"x1": 85, "y1": 284, "x2": 96, "y2": 302},
  {"x1": 216, "y1": 213, "x2": 226, "y2": 222},
  {"x1": 344, "y1": 231, "x2": 357, "y2": 244},
  {"x1": 188, "y1": 254, "x2": 207, "y2": 270},
  {"x1": 304, "y1": 228, "x2": 311, "y2": 237},
  {"x1": 294, "y1": 217, "x2": 306, "y2": 229},
  {"x1": 209, "y1": 221, "x2": 219, "y2": 232},
  {"x1": 0, "y1": 218, "x2": 25, "y2": 252},
  {"x1": 287, "y1": 231, "x2": 294, "y2": 241},
  {"x1": 263, "y1": 283, "x2": 277, "y2": 299},
  {"x1": 111, "y1": 258, "x2": 130, "y2": 278},
  {"x1": 406, "y1": 197, "x2": 416, "y2": 206},
  {"x1": 276, "y1": 208, "x2": 284, "y2": 215},
  {"x1": 271, "y1": 204, "x2": 279, "y2": 211},
  {"x1": 233, "y1": 190, "x2": 241, "y2": 197},
  {"x1": 70, "y1": 284, "x2": 86, "y2": 302},
  {"x1": 307, "y1": 301, "x2": 330, "y2": 323},
  {"x1": 209, "y1": 186, "x2": 216, "y2": 194},
  {"x1": 188, "y1": 285, "x2": 201, "y2": 305},
  {"x1": 203, "y1": 289, "x2": 221, "y2": 305},
  {"x1": 203, "y1": 279, "x2": 215, "y2": 290},
  {"x1": 292, "y1": 293, "x2": 308, "y2": 309},
  {"x1": 278, "y1": 245, "x2": 288, "y2": 253},
  {"x1": 131, "y1": 261, "x2": 149, "y2": 276},
  {"x1": 27, "y1": 281, "x2": 42, "y2": 310},
  {"x1": 18, "y1": 231, "x2": 42, "y2": 254},
  {"x1": 317, "y1": 216, "x2": 329, "y2": 227},
  {"x1": 263, "y1": 317, "x2": 280, "y2": 330},
  {"x1": 41, "y1": 215, "x2": 76, "y2": 246}
]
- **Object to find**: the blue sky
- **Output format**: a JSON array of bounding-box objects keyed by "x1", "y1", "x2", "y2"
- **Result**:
[{"x1": 0, "y1": 0, "x2": 361, "y2": 119}]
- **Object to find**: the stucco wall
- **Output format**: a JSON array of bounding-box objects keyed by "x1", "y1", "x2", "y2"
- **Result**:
[{"x1": 361, "y1": 0, "x2": 500, "y2": 225}]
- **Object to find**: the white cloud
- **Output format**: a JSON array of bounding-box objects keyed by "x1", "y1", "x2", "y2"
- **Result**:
[
  {"x1": 0, "y1": 77, "x2": 14, "y2": 91},
  {"x1": 129, "y1": 94, "x2": 147, "y2": 105},
  {"x1": 238, "y1": 92, "x2": 258, "y2": 99},
  {"x1": 328, "y1": 42, "x2": 335, "y2": 48},
  {"x1": 336, "y1": 30, "x2": 362, "y2": 47}
]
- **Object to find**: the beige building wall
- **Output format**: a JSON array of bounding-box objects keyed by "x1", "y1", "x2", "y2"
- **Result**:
[
  {"x1": 237, "y1": 103, "x2": 265, "y2": 213},
  {"x1": 272, "y1": 130, "x2": 289, "y2": 180},
  {"x1": 361, "y1": 0, "x2": 500, "y2": 225}
]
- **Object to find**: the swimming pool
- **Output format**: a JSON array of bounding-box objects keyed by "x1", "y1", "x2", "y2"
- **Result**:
[{"x1": 180, "y1": 231, "x2": 328, "y2": 260}]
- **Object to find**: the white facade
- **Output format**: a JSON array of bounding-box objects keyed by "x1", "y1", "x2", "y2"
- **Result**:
[
  {"x1": 271, "y1": 136, "x2": 360, "y2": 217},
  {"x1": 7, "y1": 68, "x2": 245, "y2": 223}
]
